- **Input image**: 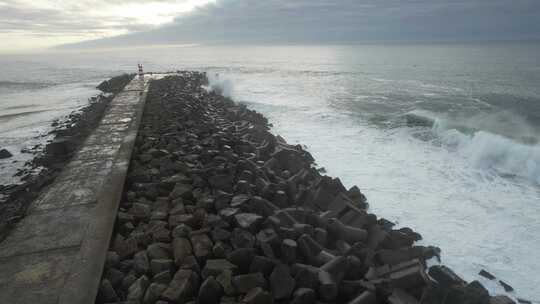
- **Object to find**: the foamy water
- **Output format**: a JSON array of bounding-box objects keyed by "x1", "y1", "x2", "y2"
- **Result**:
[
  {"x1": 0, "y1": 61, "x2": 111, "y2": 184},
  {"x1": 1, "y1": 44, "x2": 539, "y2": 301}
]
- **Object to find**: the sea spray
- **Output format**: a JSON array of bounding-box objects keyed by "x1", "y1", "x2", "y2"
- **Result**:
[
  {"x1": 203, "y1": 72, "x2": 234, "y2": 98},
  {"x1": 433, "y1": 125, "x2": 540, "y2": 185}
]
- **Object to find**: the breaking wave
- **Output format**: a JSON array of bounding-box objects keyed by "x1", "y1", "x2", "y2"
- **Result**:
[
  {"x1": 203, "y1": 72, "x2": 234, "y2": 98},
  {"x1": 430, "y1": 117, "x2": 540, "y2": 185},
  {"x1": 437, "y1": 129, "x2": 540, "y2": 184}
]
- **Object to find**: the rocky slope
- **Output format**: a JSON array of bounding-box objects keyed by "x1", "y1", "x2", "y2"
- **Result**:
[{"x1": 96, "y1": 73, "x2": 515, "y2": 304}]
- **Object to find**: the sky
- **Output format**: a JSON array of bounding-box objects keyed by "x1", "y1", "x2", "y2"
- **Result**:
[
  {"x1": 0, "y1": 0, "x2": 214, "y2": 51},
  {"x1": 1, "y1": 0, "x2": 539, "y2": 52}
]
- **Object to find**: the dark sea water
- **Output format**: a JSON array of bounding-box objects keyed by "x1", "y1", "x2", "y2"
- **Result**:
[{"x1": 1, "y1": 43, "x2": 539, "y2": 301}]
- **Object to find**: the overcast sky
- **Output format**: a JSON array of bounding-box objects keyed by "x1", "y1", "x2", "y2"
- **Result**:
[{"x1": 1, "y1": 0, "x2": 539, "y2": 52}]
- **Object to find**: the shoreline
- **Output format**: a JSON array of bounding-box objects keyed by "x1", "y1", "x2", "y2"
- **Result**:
[
  {"x1": 96, "y1": 73, "x2": 520, "y2": 304},
  {"x1": 0, "y1": 74, "x2": 134, "y2": 241}
]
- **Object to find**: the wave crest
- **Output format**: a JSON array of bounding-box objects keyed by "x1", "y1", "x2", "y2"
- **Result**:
[{"x1": 434, "y1": 125, "x2": 540, "y2": 185}]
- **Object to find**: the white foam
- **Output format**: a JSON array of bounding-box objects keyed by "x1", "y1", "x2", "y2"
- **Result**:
[
  {"x1": 434, "y1": 124, "x2": 540, "y2": 185},
  {"x1": 203, "y1": 72, "x2": 234, "y2": 98},
  {"x1": 229, "y1": 75, "x2": 540, "y2": 301}
]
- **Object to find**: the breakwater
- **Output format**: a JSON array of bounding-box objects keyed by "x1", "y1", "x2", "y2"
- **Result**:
[
  {"x1": 0, "y1": 74, "x2": 151, "y2": 304},
  {"x1": 95, "y1": 72, "x2": 518, "y2": 304},
  {"x1": 0, "y1": 74, "x2": 134, "y2": 241}
]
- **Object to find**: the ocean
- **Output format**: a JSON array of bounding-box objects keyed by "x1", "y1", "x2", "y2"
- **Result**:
[{"x1": 1, "y1": 43, "x2": 539, "y2": 300}]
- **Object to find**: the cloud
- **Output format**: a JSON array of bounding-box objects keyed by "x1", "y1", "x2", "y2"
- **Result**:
[
  {"x1": 2, "y1": 0, "x2": 539, "y2": 51},
  {"x1": 0, "y1": 0, "x2": 213, "y2": 51},
  {"x1": 63, "y1": 0, "x2": 540, "y2": 48}
]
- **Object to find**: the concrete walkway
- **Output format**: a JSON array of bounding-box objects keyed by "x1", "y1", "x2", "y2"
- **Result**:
[{"x1": 0, "y1": 75, "x2": 156, "y2": 304}]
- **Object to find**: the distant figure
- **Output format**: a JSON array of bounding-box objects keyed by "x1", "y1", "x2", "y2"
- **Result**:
[{"x1": 138, "y1": 64, "x2": 144, "y2": 77}]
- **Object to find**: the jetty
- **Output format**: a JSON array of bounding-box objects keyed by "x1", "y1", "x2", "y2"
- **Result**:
[
  {"x1": 0, "y1": 72, "x2": 518, "y2": 304},
  {"x1": 0, "y1": 74, "x2": 156, "y2": 303}
]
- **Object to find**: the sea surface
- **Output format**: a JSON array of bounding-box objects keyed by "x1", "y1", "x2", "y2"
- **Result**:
[{"x1": 1, "y1": 43, "x2": 539, "y2": 300}]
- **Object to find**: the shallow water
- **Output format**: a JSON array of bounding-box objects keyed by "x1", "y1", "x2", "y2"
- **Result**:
[{"x1": 1, "y1": 43, "x2": 539, "y2": 300}]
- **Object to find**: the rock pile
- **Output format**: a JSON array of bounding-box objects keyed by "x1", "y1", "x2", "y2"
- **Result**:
[{"x1": 97, "y1": 73, "x2": 515, "y2": 304}]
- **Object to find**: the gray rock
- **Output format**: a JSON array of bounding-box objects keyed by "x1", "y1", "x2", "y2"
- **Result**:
[
  {"x1": 320, "y1": 256, "x2": 349, "y2": 283},
  {"x1": 235, "y1": 180, "x2": 252, "y2": 194},
  {"x1": 97, "y1": 279, "x2": 119, "y2": 303},
  {"x1": 227, "y1": 248, "x2": 255, "y2": 274},
  {"x1": 232, "y1": 273, "x2": 267, "y2": 294},
  {"x1": 104, "y1": 268, "x2": 124, "y2": 287},
  {"x1": 153, "y1": 270, "x2": 172, "y2": 284},
  {"x1": 117, "y1": 258, "x2": 134, "y2": 273},
  {"x1": 129, "y1": 203, "x2": 152, "y2": 221},
  {"x1": 479, "y1": 269, "x2": 496, "y2": 280},
  {"x1": 199, "y1": 276, "x2": 224, "y2": 304},
  {"x1": 0, "y1": 148, "x2": 12, "y2": 159},
  {"x1": 203, "y1": 259, "x2": 238, "y2": 279},
  {"x1": 143, "y1": 283, "x2": 167, "y2": 304},
  {"x1": 169, "y1": 214, "x2": 196, "y2": 227},
  {"x1": 216, "y1": 269, "x2": 236, "y2": 296},
  {"x1": 114, "y1": 234, "x2": 139, "y2": 260},
  {"x1": 290, "y1": 288, "x2": 316, "y2": 304},
  {"x1": 221, "y1": 296, "x2": 237, "y2": 304},
  {"x1": 388, "y1": 289, "x2": 418, "y2": 304},
  {"x1": 180, "y1": 255, "x2": 201, "y2": 273},
  {"x1": 151, "y1": 259, "x2": 175, "y2": 276},
  {"x1": 208, "y1": 174, "x2": 234, "y2": 192},
  {"x1": 117, "y1": 212, "x2": 135, "y2": 225},
  {"x1": 214, "y1": 191, "x2": 233, "y2": 211},
  {"x1": 190, "y1": 233, "x2": 213, "y2": 259},
  {"x1": 122, "y1": 273, "x2": 137, "y2": 291},
  {"x1": 172, "y1": 224, "x2": 192, "y2": 238},
  {"x1": 242, "y1": 287, "x2": 273, "y2": 304},
  {"x1": 105, "y1": 251, "x2": 120, "y2": 269},
  {"x1": 161, "y1": 270, "x2": 197, "y2": 302},
  {"x1": 219, "y1": 208, "x2": 240, "y2": 221},
  {"x1": 292, "y1": 264, "x2": 318, "y2": 290},
  {"x1": 490, "y1": 296, "x2": 516, "y2": 304},
  {"x1": 170, "y1": 183, "x2": 193, "y2": 200},
  {"x1": 314, "y1": 228, "x2": 327, "y2": 247},
  {"x1": 173, "y1": 237, "x2": 193, "y2": 266},
  {"x1": 318, "y1": 271, "x2": 337, "y2": 302},
  {"x1": 234, "y1": 213, "x2": 263, "y2": 232},
  {"x1": 147, "y1": 243, "x2": 171, "y2": 260},
  {"x1": 211, "y1": 228, "x2": 232, "y2": 242},
  {"x1": 249, "y1": 256, "x2": 276, "y2": 278},
  {"x1": 212, "y1": 242, "x2": 227, "y2": 258},
  {"x1": 230, "y1": 228, "x2": 255, "y2": 249},
  {"x1": 281, "y1": 239, "x2": 297, "y2": 264},
  {"x1": 231, "y1": 194, "x2": 251, "y2": 208},
  {"x1": 134, "y1": 251, "x2": 150, "y2": 275},
  {"x1": 127, "y1": 275, "x2": 150, "y2": 301},
  {"x1": 499, "y1": 280, "x2": 514, "y2": 292},
  {"x1": 326, "y1": 218, "x2": 367, "y2": 244},
  {"x1": 269, "y1": 265, "x2": 295, "y2": 300},
  {"x1": 170, "y1": 202, "x2": 186, "y2": 216},
  {"x1": 272, "y1": 190, "x2": 288, "y2": 208},
  {"x1": 152, "y1": 227, "x2": 171, "y2": 242},
  {"x1": 428, "y1": 265, "x2": 466, "y2": 287}
]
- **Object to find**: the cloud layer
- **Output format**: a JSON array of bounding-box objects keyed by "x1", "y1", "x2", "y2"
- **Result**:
[
  {"x1": 67, "y1": 0, "x2": 540, "y2": 48},
  {"x1": 2, "y1": 0, "x2": 539, "y2": 50},
  {"x1": 0, "y1": 0, "x2": 212, "y2": 51}
]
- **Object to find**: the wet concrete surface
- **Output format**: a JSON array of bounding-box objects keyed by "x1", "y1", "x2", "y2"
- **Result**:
[{"x1": 0, "y1": 74, "x2": 162, "y2": 304}]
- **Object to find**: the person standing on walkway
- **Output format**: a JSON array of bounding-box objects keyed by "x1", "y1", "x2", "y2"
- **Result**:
[{"x1": 138, "y1": 64, "x2": 144, "y2": 78}]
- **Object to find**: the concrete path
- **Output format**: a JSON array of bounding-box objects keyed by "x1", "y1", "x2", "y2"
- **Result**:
[{"x1": 0, "y1": 75, "x2": 157, "y2": 304}]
